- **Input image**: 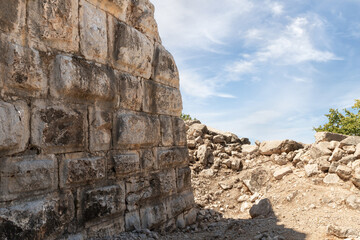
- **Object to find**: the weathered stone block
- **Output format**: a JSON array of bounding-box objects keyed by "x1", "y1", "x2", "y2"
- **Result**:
[
  {"x1": 176, "y1": 167, "x2": 192, "y2": 192},
  {"x1": 0, "y1": 155, "x2": 57, "y2": 201},
  {"x1": 113, "y1": 111, "x2": 160, "y2": 148},
  {"x1": 140, "y1": 148, "x2": 158, "y2": 171},
  {"x1": 83, "y1": 185, "x2": 125, "y2": 221},
  {"x1": 112, "y1": 152, "x2": 140, "y2": 176},
  {"x1": 31, "y1": 100, "x2": 87, "y2": 153},
  {"x1": 0, "y1": 100, "x2": 29, "y2": 156},
  {"x1": 173, "y1": 117, "x2": 187, "y2": 146},
  {"x1": 0, "y1": 35, "x2": 48, "y2": 97},
  {"x1": 116, "y1": 72, "x2": 143, "y2": 111},
  {"x1": 108, "y1": 17, "x2": 154, "y2": 79},
  {"x1": 60, "y1": 155, "x2": 106, "y2": 187},
  {"x1": 0, "y1": 192, "x2": 74, "y2": 240},
  {"x1": 125, "y1": 177, "x2": 152, "y2": 211},
  {"x1": 143, "y1": 80, "x2": 182, "y2": 116},
  {"x1": 79, "y1": 0, "x2": 107, "y2": 63},
  {"x1": 87, "y1": 217, "x2": 125, "y2": 239},
  {"x1": 140, "y1": 202, "x2": 167, "y2": 229},
  {"x1": 168, "y1": 191, "x2": 195, "y2": 218},
  {"x1": 86, "y1": 0, "x2": 130, "y2": 22},
  {"x1": 125, "y1": 210, "x2": 141, "y2": 231},
  {"x1": 52, "y1": 55, "x2": 115, "y2": 101},
  {"x1": 152, "y1": 43, "x2": 179, "y2": 88},
  {"x1": 158, "y1": 147, "x2": 188, "y2": 168},
  {"x1": 160, "y1": 115, "x2": 174, "y2": 147},
  {"x1": 28, "y1": 0, "x2": 79, "y2": 52},
  {"x1": 89, "y1": 106, "x2": 112, "y2": 152},
  {"x1": 150, "y1": 169, "x2": 177, "y2": 196},
  {"x1": 0, "y1": 0, "x2": 25, "y2": 34},
  {"x1": 128, "y1": 0, "x2": 160, "y2": 43}
]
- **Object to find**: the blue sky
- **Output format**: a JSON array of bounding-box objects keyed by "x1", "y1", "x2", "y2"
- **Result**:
[{"x1": 151, "y1": 0, "x2": 360, "y2": 143}]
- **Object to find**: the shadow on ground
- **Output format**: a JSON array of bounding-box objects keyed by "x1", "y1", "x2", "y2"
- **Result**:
[{"x1": 160, "y1": 198, "x2": 307, "y2": 240}]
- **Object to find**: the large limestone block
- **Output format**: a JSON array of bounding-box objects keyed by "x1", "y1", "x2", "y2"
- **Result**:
[
  {"x1": 259, "y1": 140, "x2": 303, "y2": 156},
  {"x1": 31, "y1": 100, "x2": 88, "y2": 153},
  {"x1": 0, "y1": 0, "x2": 26, "y2": 35},
  {"x1": 86, "y1": 0, "x2": 130, "y2": 22},
  {"x1": 116, "y1": 72, "x2": 144, "y2": 111},
  {"x1": 79, "y1": 0, "x2": 107, "y2": 63},
  {"x1": 176, "y1": 167, "x2": 192, "y2": 192},
  {"x1": 83, "y1": 184, "x2": 125, "y2": 221},
  {"x1": 143, "y1": 80, "x2": 182, "y2": 116},
  {"x1": 113, "y1": 111, "x2": 160, "y2": 148},
  {"x1": 110, "y1": 151, "x2": 140, "y2": 176},
  {"x1": 28, "y1": 0, "x2": 79, "y2": 52},
  {"x1": 139, "y1": 148, "x2": 158, "y2": 171},
  {"x1": 52, "y1": 55, "x2": 115, "y2": 101},
  {"x1": 108, "y1": 17, "x2": 154, "y2": 79},
  {"x1": 0, "y1": 100, "x2": 29, "y2": 156},
  {"x1": 128, "y1": 0, "x2": 161, "y2": 43},
  {"x1": 86, "y1": 217, "x2": 125, "y2": 239},
  {"x1": 150, "y1": 169, "x2": 177, "y2": 196},
  {"x1": 168, "y1": 191, "x2": 195, "y2": 218},
  {"x1": 152, "y1": 43, "x2": 179, "y2": 88},
  {"x1": 0, "y1": 155, "x2": 57, "y2": 201},
  {"x1": 157, "y1": 147, "x2": 188, "y2": 168},
  {"x1": 0, "y1": 192, "x2": 74, "y2": 240},
  {"x1": 0, "y1": 38, "x2": 48, "y2": 97},
  {"x1": 140, "y1": 202, "x2": 167, "y2": 229},
  {"x1": 173, "y1": 117, "x2": 187, "y2": 146},
  {"x1": 160, "y1": 115, "x2": 174, "y2": 147},
  {"x1": 89, "y1": 106, "x2": 112, "y2": 152},
  {"x1": 59, "y1": 153, "x2": 106, "y2": 187}
]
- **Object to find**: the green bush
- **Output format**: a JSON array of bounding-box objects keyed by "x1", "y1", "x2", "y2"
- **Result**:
[
  {"x1": 180, "y1": 113, "x2": 197, "y2": 121},
  {"x1": 314, "y1": 99, "x2": 360, "y2": 136}
]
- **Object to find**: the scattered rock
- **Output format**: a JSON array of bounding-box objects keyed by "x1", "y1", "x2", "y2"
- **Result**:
[
  {"x1": 304, "y1": 164, "x2": 319, "y2": 177},
  {"x1": 273, "y1": 166, "x2": 293, "y2": 180},
  {"x1": 241, "y1": 144, "x2": 259, "y2": 154},
  {"x1": 249, "y1": 198, "x2": 272, "y2": 218},
  {"x1": 323, "y1": 174, "x2": 340, "y2": 184},
  {"x1": 314, "y1": 132, "x2": 347, "y2": 143},
  {"x1": 327, "y1": 225, "x2": 360, "y2": 239},
  {"x1": 259, "y1": 140, "x2": 303, "y2": 156},
  {"x1": 218, "y1": 183, "x2": 233, "y2": 190},
  {"x1": 335, "y1": 165, "x2": 352, "y2": 180},
  {"x1": 346, "y1": 195, "x2": 360, "y2": 210}
]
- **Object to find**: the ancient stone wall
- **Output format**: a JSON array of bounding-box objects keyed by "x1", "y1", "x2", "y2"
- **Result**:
[{"x1": 0, "y1": 0, "x2": 196, "y2": 239}]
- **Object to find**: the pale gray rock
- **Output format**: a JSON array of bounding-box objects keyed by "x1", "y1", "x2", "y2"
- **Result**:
[
  {"x1": 346, "y1": 195, "x2": 360, "y2": 210},
  {"x1": 273, "y1": 166, "x2": 293, "y2": 180},
  {"x1": 241, "y1": 144, "x2": 259, "y2": 154},
  {"x1": 259, "y1": 140, "x2": 303, "y2": 156},
  {"x1": 340, "y1": 136, "x2": 360, "y2": 147},
  {"x1": 323, "y1": 174, "x2": 340, "y2": 184},
  {"x1": 304, "y1": 164, "x2": 319, "y2": 177}
]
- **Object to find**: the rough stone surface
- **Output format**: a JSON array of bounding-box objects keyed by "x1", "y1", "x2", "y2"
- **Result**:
[
  {"x1": 0, "y1": 100, "x2": 30, "y2": 156},
  {"x1": 314, "y1": 132, "x2": 347, "y2": 143},
  {"x1": 273, "y1": 166, "x2": 293, "y2": 180},
  {"x1": 0, "y1": 1, "x2": 193, "y2": 239},
  {"x1": 259, "y1": 140, "x2": 303, "y2": 156},
  {"x1": 249, "y1": 198, "x2": 272, "y2": 218}
]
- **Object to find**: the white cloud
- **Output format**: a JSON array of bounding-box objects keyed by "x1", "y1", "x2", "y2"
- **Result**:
[{"x1": 270, "y1": 2, "x2": 284, "y2": 16}]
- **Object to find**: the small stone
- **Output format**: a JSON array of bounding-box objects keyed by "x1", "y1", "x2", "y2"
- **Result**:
[
  {"x1": 241, "y1": 144, "x2": 259, "y2": 154},
  {"x1": 304, "y1": 164, "x2": 319, "y2": 177},
  {"x1": 346, "y1": 195, "x2": 360, "y2": 210},
  {"x1": 237, "y1": 195, "x2": 249, "y2": 203},
  {"x1": 323, "y1": 174, "x2": 340, "y2": 184},
  {"x1": 273, "y1": 166, "x2": 293, "y2": 180},
  {"x1": 335, "y1": 165, "x2": 352, "y2": 180},
  {"x1": 213, "y1": 135, "x2": 225, "y2": 143},
  {"x1": 218, "y1": 183, "x2": 233, "y2": 190}
]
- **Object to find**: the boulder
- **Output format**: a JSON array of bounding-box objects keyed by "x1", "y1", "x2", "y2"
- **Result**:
[
  {"x1": 340, "y1": 136, "x2": 360, "y2": 147},
  {"x1": 241, "y1": 145, "x2": 259, "y2": 154},
  {"x1": 249, "y1": 198, "x2": 272, "y2": 218},
  {"x1": 314, "y1": 132, "x2": 347, "y2": 143},
  {"x1": 346, "y1": 195, "x2": 360, "y2": 210},
  {"x1": 335, "y1": 165, "x2": 352, "y2": 180},
  {"x1": 196, "y1": 144, "x2": 213, "y2": 165},
  {"x1": 259, "y1": 140, "x2": 303, "y2": 156},
  {"x1": 304, "y1": 164, "x2": 319, "y2": 177}
]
